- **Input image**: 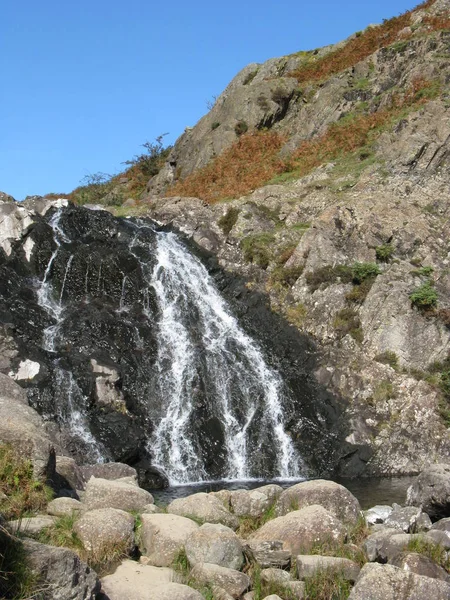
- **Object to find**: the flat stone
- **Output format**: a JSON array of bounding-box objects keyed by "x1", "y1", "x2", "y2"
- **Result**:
[
  {"x1": 140, "y1": 513, "x2": 199, "y2": 567},
  {"x1": 185, "y1": 523, "x2": 244, "y2": 570},
  {"x1": 348, "y1": 562, "x2": 450, "y2": 599},
  {"x1": 245, "y1": 540, "x2": 291, "y2": 569},
  {"x1": 296, "y1": 554, "x2": 360, "y2": 581},
  {"x1": 8, "y1": 515, "x2": 55, "y2": 535},
  {"x1": 81, "y1": 462, "x2": 138, "y2": 483},
  {"x1": 365, "y1": 505, "x2": 393, "y2": 525},
  {"x1": 390, "y1": 552, "x2": 450, "y2": 582},
  {"x1": 275, "y1": 480, "x2": 361, "y2": 524},
  {"x1": 83, "y1": 476, "x2": 153, "y2": 511},
  {"x1": 74, "y1": 508, "x2": 135, "y2": 554},
  {"x1": 168, "y1": 492, "x2": 239, "y2": 529},
  {"x1": 260, "y1": 568, "x2": 291, "y2": 585},
  {"x1": 250, "y1": 504, "x2": 346, "y2": 555},
  {"x1": 190, "y1": 562, "x2": 251, "y2": 598},
  {"x1": 47, "y1": 497, "x2": 83, "y2": 517},
  {"x1": 230, "y1": 485, "x2": 282, "y2": 518}
]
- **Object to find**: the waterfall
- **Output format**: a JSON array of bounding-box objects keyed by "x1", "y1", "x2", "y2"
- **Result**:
[{"x1": 147, "y1": 231, "x2": 302, "y2": 484}]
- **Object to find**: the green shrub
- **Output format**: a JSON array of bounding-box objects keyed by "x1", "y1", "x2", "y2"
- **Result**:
[
  {"x1": 305, "y1": 265, "x2": 352, "y2": 292},
  {"x1": 373, "y1": 380, "x2": 396, "y2": 402},
  {"x1": 411, "y1": 266, "x2": 434, "y2": 277},
  {"x1": 345, "y1": 277, "x2": 375, "y2": 304},
  {"x1": 0, "y1": 444, "x2": 53, "y2": 520},
  {"x1": 410, "y1": 281, "x2": 438, "y2": 309},
  {"x1": 218, "y1": 207, "x2": 240, "y2": 235},
  {"x1": 374, "y1": 350, "x2": 399, "y2": 370},
  {"x1": 235, "y1": 120, "x2": 249, "y2": 136},
  {"x1": 351, "y1": 262, "x2": 381, "y2": 284},
  {"x1": 375, "y1": 244, "x2": 394, "y2": 262},
  {"x1": 240, "y1": 234, "x2": 275, "y2": 269},
  {"x1": 38, "y1": 514, "x2": 83, "y2": 553},
  {"x1": 269, "y1": 265, "x2": 304, "y2": 288},
  {"x1": 406, "y1": 536, "x2": 449, "y2": 571}
]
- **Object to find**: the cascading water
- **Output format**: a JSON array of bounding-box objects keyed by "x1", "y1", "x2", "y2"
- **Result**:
[{"x1": 144, "y1": 231, "x2": 302, "y2": 484}]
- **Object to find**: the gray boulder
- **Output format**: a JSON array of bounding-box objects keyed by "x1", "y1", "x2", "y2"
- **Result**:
[
  {"x1": 230, "y1": 485, "x2": 282, "y2": 518},
  {"x1": 190, "y1": 562, "x2": 251, "y2": 598},
  {"x1": 83, "y1": 476, "x2": 153, "y2": 511},
  {"x1": 140, "y1": 513, "x2": 199, "y2": 567},
  {"x1": 8, "y1": 516, "x2": 56, "y2": 536},
  {"x1": 364, "y1": 505, "x2": 393, "y2": 525},
  {"x1": 55, "y1": 456, "x2": 85, "y2": 491},
  {"x1": 24, "y1": 539, "x2": 100, "y2": 600},
  {"x1": 185, "y1": 523, "x2": 244, "y2": 570},
  {"x1": 244, "y1": 540, "x2": 291, "y2": 569},
  {"x1": 47, "y1": 497, "x2": 83, "y2": 517},
  {"x1": 74, "y1": 508, "x2": 135, "y2": 554},
  {"x1": 275, "y1": 480, "x2": 361, "y2": 524},
  {"x1": 390, "y1": 552, "x2": 450, "y2": 582},
  {"x1": 384, "y1": 504, "x2": 424, "y2": 532},
  {"x1": 296, "y1": 554, "x2": 360, "y2": 582},
  {"x1": 168, "y1": 492, "x2": 239, "y2": 529},
  {"x1": 348, "y1": 562, "x2": 450, "y2": 599},
  {"x1": 80, "y1": 462, "x2": 138, "y2": 483},
  {"x1": 406, "y1": 464, "x2": 450, "y2": 520},
  {"x1": 250, "y1": 504, "x2": 346, "y2": 555}
]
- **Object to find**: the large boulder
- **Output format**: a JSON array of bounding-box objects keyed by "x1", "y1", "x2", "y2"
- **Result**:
[
  {"x1": 390, "y1": 552, "x2": 450, "y2": 582},
  {"x1": 140, "y1": 513, "x2": 199, "y2": 567},
  {"x1": 190, "y1": 563, "x2": 251, "y2": 598},
  {"x1": 0, "y1": 373, "x2": 56, "y2": 473},
  {"x1": 384, "y1": 505, "x2": 425, "y2": 533},
  {"x1": 74, "y1": 508, "x2": 135, "y2": 554},
  {"x1": 348, "y1": 563, "x2": 450, "y2": 599},
  {"x1": 47, "y1": 497, "x2": 83, "y2": 517},
  {"x1": 230, "y1": 485, "x2": 282, "y2": 518},
  {"x1": 83, "y1": 476, "x2": 153, "y2": 511},
  {"x1": 168, "y1": 492, "x2": 239, "y2": 529},
  {"x1": 275, "y1": 480, "x2": 361, "y2": 524},
  {"x1": 185, "y1": 523, "x2": 244, "y2": 570},
  {"x1": 100, "y1": 560, "x2": 185, "y2": 600},
  {"x1": 80, "y1": 462, "x2": 138, "y2": 483},
  {"x1": 250, "y1": 505, "x2": 346, "y2": 555},
  {"x1": 24, "y1": 539, "x2": 100, "y2": 600},
  {"x1": 55, "y1": 456, "x2": 85, "y2": 491},
  {"x1": 406, "y1": 465, "x2": 450, "y2": 521}
]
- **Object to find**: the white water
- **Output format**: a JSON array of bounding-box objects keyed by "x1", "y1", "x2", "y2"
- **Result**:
[{"x1": 146, "y1": 231, "x2": 302, "y2": 484}]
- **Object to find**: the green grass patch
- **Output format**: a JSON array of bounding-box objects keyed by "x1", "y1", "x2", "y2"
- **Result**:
[
  {"x1": 374, "y1": 350, "x2": 399, "y2": 370},
  {"x1": 304, "y1": 568, "x2": 352, "y2": 600},
  {"x1": 406, "y1": 536, "x2": 450, "y2": 571},
  {"x1": 0, "y1": 526, "x2": 37, "y2": 599}
]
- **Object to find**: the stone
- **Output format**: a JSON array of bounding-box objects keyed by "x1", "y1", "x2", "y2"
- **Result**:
[
  {"x1": 212, "y1": 586, "x2": 235, "y2": 600},
  {"x1": 364, "y1": 505, "x2": 393, "y2": 525},
  {"x1": 348, "y1": 562, "x2": 450, "y2": 599},
  {"x1": 230, "y1": 485, "x2": 282, "y2": 518},
  {"x1": 384, "y1": 504, "x2": 424, "y2": 532},
  {"x1": 83, "y1": 476, "x2": 153, "y2": 511},
  {"x1": 415, "y1": 512, "x2": 433, "y2": 532},
  {"x1": 74, "y1": 508, "x2": 135, "y2": 554},
  {"x1": 275, "y1": 480, "x2": 361, "y2": 524},
  {"x1": 55, "y1": 456, "x2": 85, "y2": 491},
  {"x1": 390, "y1": 552, "x2": 450, "y2": 582},
  {"x1": 425, "y1": 529, "x2": 450, "y2": 549},
  {"x1": 363, "y1": 527, "x2": 402, "y2": 562},
  {"x1": 80, "y1": 462, "x2": 138, "y2": 483},
  {"x1": 24, "y1": 539, "x2": 100, "y2": 600},
  {"x1": 0, "y1": 373, "x2": 56, "y2": 473},
  {"x1": 432, "y1": 517, "x2": 450, "y2": 536},
  {"x1": 250, "y1": 505, "x2": 346, "y2": 555},
  {"x1": 244, "y1": 540, "x2": 291, "y2": 569},
  {"x1": 190, "y1": 563, "x2": 251, "y2": 599},
  {"x1": 260, "y1": 568, "x2": 291, "y2": 585},
  {"x1": 142, "y1": 503, "x2": 163, "y2": 514},
  {"x1": 140, "y1": 513, "x2": 199, "y2": 567},
  {"x1": 168, "y1": 492, "x2": 239, "y2": 529},
  {"x1": 47, "y1": 497, "x2": 83, "y2": 517},
  {"x1": 262, "y1": 597, "x2": 282, "y2": 600},
  {"x1": 296, "y1": 554, "x2": 360, "y2": 581},
  {"x1": 8, "y1": 516, "x2": 55, "y2": 535},
  {"x1": 406, "y1": 464, "x2": 450, "y2": 521},
  {"x1": 185, "y1": 523, "x2": 244, "y2": 570},
  {"x1": 0, "y1": 202, "x2": 34, "y2": 256},
  {"x1": 100, "y1": 560, "x2": 182, "y2": 600}
]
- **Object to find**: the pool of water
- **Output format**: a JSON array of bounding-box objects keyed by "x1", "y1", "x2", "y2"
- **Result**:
[{"x1": 152, "y1": 476, "x2": 416, "y2": 510}]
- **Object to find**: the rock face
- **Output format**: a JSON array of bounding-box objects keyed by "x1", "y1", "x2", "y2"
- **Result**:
[
  {"x1": 140, "y1": 513, "x2": 199, "y2": 567},
  {"x1": 24, "y1": 539, "x2": 100, "y2": 600},
  {"x1": 406, "y1": 464, "x2": 450, "y2": 520},
  {"x1": 185, "y1": 523, "x2": 244, "y2": 570},
  {"x1": 275, "y1": 479, "x2": 361, "y2": 523},
  {"x1": 250, "y1": 505, "x2": 346, "y2": 554}
]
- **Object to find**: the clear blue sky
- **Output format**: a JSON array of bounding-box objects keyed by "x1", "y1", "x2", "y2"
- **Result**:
[{"x1": 1, "y1": 0, "x2": 417, "y2": 200}]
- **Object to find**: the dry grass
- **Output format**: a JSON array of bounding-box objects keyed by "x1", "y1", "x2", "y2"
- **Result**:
[
  {"x1": 290, "y1": 1, "x2": 439, "y2": 84},
  {"x1": 168, "y1": 77, "x2": 439, "y2": 203}
]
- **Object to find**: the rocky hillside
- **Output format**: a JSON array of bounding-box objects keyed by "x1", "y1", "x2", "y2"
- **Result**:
[{"x1": 135, "y1": 0, "x2": 450, "y2": 475}]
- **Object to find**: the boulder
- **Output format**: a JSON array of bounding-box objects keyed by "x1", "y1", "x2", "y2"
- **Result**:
[
  {"x1": 406, "y1": 464, "x2": 450, "y2": 521},
  {"x1": 168, "y1": 492, "x2": 239, "y2": 529},
  {"x1": 8, "y1": 516, "x2": 55, "y2": 536},
  {"x1": 140, "y1": 513, "x2": 199, "y2": 566},
  {"x1": 230, "y1": 485, "x2": 282, "y2": 518},
  {"x1": 142, "y1": 503, "x2": 163, "y2": 514},
  {"x1": 244, "y1": 540, "x2": 291, "y2": 569},
  {"x1": 348, "y1": 563, "x2": 450, "y2": 599},
  {"x1": 363, "y1": 527, "x2": 402, "y2": 562},
  {"x1": 250, "y1": 505, "x2": 346, "y2": 555},
  {"x1": 190, "y1": 562, "x2": 251, "y2": 598},
  {"x1": 24, "y1": 539, "x2": 100, "y2": 600},
  {"x1": 185, "y1": 523, "x2": 244, "y2": 570},
  {"x1": 296, "y1": 554, "x2": 360, "y2": 582},
  {"x1": 83, "y1": 476, "x2": 153, "y2": 511},
  {"x1": 425, "y1": 529, "x2": 450, "y2": 549},
  {"x1": 384, "y1": 504, "x2": 424, "y2": 533},
  {"x1": 260, "y1": 568, "x2": 291, "y2": 585},
  {"x1": 390, "y1": 552, "x2": 450, "y2": 582},
  {"x1": 100, "y1": 560, "x2": 182, "y2": 600},
  {"x1": 0, "y1": 373, "x2": 56, "y2": 473},
  {"x1": 80, "y1": 462, "x2": 138, "y2": 483},
  {"x1": 47, "y1": 497, "x2": 83, "y2": 517},
  {"x1": 55, "y1": 456, "x2": 85, "y2": 491},
  {"x1": 275, "y1": 480, "x2": 361, "y2": 524},
  {"x1": 74, "y1": 508, "x2": 134, "y2": 554},
  {"x1": 432, "y1": 517, "x2": 450, "y2": 536},
  {"x1": 364, "y1": 505, "x2": 393, "y2": 525}
]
